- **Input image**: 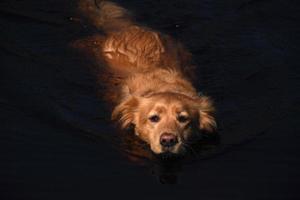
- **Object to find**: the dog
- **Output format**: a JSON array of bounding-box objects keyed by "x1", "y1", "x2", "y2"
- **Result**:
[{"x1": 74, "y1": 0, "x2": 217, "y2": 155}]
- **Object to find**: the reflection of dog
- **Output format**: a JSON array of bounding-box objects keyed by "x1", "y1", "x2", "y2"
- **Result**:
[{"x1": 76, "y1": 0, "x2": 216, "y2": 155}]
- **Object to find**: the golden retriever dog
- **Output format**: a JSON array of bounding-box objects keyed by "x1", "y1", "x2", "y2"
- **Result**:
[{"x1": 74, "y1": 0, "x2": 216, "y2": 156}]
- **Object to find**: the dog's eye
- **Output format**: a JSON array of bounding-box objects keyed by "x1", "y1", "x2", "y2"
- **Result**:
[
  {"x1": 149, "y1": 115, "x2": 160, "y2": 123},
  {"x1": 177, "y1": 115, "x2": 189, "y2": 123}
]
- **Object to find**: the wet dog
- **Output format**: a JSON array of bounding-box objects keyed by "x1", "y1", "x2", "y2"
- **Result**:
[{"x1": 74, "y1": 0, "x2": 216, "y2": 155}]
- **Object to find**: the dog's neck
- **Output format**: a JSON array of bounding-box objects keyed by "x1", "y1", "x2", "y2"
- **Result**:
[{"x1": 121, "y1": 68, "x2": 198, "y2": 100}]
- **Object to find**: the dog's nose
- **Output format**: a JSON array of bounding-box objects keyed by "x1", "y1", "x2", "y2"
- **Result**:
[{"x1": 160, "y1": 133, "x2": 178, "y2": 147}]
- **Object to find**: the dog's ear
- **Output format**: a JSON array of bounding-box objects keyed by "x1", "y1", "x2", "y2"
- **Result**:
[
  {"x1": 196, "y1": 96, "x2": 217, "y2": 133},
  {"x1": 111, "y1": 96, "x2": 140, "y2": 129}
]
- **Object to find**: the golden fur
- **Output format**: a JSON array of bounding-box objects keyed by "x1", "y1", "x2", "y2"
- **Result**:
[{"x1": 74, "y1": 0, "x2": 216, "y2": 154}]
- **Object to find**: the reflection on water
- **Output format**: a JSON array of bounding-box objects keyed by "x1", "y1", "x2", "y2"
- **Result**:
[
  {"x1": 152, "y1": 160, "x2": 182, "y2": 184},
  {"x1": 117, "y1": 127, "x2": 221, "y2": 184}
]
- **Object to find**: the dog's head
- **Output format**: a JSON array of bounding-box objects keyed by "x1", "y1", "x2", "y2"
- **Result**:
[{"x1": 112, "y1": 93, "x2": 216, "y2": 155}]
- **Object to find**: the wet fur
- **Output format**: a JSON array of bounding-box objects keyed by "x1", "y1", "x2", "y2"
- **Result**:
[{"x1": 73, "y1": 0, "x2": 216, "y2": 153}]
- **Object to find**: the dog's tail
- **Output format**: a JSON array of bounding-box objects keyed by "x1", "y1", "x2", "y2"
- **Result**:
[{"x1": 78, "y1": 0, "x2": 133, "y2": 33}]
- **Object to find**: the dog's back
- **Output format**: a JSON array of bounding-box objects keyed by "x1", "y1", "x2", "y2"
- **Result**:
[
  {"x1": 78, "y1": 0, "x2": 195, "y2": 77},
  {"x1": 78, "y1": 0, "x2": 132, "y2": 33}
]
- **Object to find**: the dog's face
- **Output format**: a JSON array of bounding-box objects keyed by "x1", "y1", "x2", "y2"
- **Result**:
[{"x1": 112, "y1": 93, "x2": 216, "y2": 155}]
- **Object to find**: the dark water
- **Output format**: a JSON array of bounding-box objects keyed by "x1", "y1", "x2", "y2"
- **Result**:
[{"x1": 1, "y1": 0, "x2": 300, "y2": 199}]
